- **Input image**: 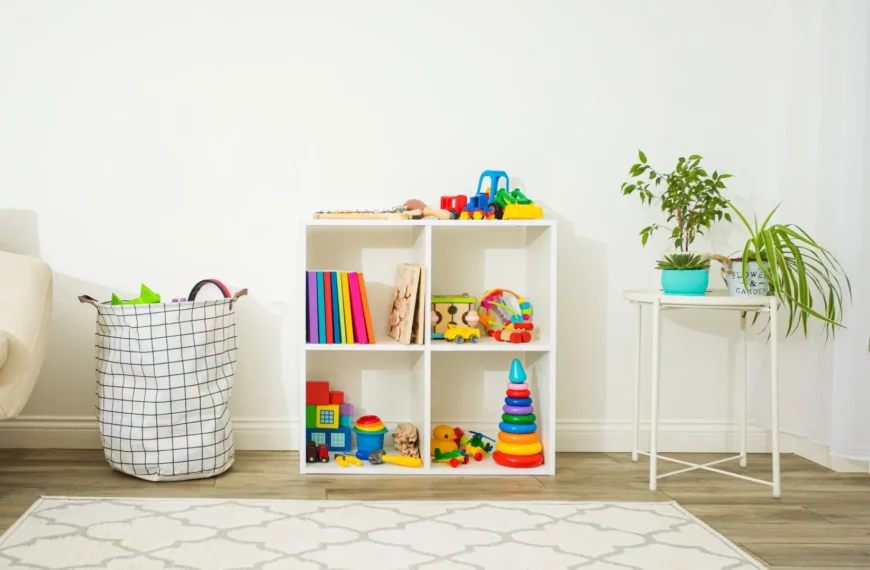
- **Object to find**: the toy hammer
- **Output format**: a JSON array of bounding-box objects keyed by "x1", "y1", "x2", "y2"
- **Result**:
[{"x1": 368, "y1": 449, "x2": 423, "y2": 468}]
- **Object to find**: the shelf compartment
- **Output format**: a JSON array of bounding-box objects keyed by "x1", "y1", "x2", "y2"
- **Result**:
[
  {"x1": 430, "y1": 225, "x2": 554, "y2": 346},
  {"x1": 304, "y1": 224, "x2": 426, "y2": 350},
  {"x1": 301, "y1": 351, "x2": 426, "y2": 473},
  {"x1": 429, "y1": 352, "x2": 555, "y2": 476}
]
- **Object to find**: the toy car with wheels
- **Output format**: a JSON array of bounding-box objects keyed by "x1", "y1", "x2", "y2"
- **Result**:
[
  {"x1": 443, "y1": 323, "x2": 480, "y2": 344},
  {"x1": 317, "y1": 443, "x2": 329, "y2": 463},
  {"x1": 434, "y1": 448, "x2": 471, "y2": 468}
]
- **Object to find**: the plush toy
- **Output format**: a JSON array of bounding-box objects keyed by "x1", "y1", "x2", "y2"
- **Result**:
[{"x1": 392, "y1": 422, "x2": 420, "y2": 458}]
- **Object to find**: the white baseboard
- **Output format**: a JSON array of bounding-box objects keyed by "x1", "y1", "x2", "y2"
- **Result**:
[{"x1": 0, "y1": 416, "x2": 866, "y2": 472}]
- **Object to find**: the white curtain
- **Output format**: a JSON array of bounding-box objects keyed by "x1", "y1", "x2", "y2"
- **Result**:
[
  {"x1": 823, "y1": 2, "x2": 870, "y2": 464},
  {"x1": 746, "y1": 1, "x2": 870, "y2": 468}
]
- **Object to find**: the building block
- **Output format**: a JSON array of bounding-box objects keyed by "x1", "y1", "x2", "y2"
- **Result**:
[
  {"x1": 431, "y1": 295, "x2": 477, "y2": 339},
  {"x1": 316, "y1": 404, "x2": 340, "y2": 429},
  {"x1": 305, "y1": 405, "x2": 317, "y2": 429},
  {"x1": 329, "y1": 391, "x2": 344, "y2": 405},
  {"x1": 339, "y1": 403, "x2": 354, "y2": 417},
  {"x1": 306, "y1": 426, "x2": 352, "y2": 452},
  {"x1": 339, "y1": 415, "x2": 352, "y2": 428},
  {"x1": 306, "y1": 381, "x2": 330, "y2": 405}
]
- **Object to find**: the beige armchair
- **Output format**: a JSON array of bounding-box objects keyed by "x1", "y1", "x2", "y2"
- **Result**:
[{"x1": 0, "y1": 251, "x2": 52, "y2": 420}]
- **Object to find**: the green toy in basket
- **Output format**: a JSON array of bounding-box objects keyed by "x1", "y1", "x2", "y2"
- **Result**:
[{"x1": 112, "y1": 284, "x2": 161, "y2": 306}]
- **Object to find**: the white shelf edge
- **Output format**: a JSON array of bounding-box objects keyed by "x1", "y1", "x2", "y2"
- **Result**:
[
  {"x1": 305, "y1": 342, "x2": 425, "y2": 352},
  {"x1": 304, "y1": 219, "x2": 555, "y2": 228},
  {"x1": 301, "y1": 464, "x2": 554, "y2": 476},
  {"x1": 430, "y1": 341, "x2": 554, "y2": 352}
]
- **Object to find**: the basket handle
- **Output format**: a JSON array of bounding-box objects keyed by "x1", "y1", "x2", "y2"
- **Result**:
[
  {"x1": 230, "y1": 288, "x2": 248, "y2": 309},
  {"x1": 78, "y1": 295, "x2": 100, "y2": 306}
]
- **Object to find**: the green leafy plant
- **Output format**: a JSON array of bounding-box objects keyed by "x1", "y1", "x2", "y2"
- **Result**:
[
  {"x1": 728, "y1": 202, "x2": 851, "y2": 338},
  {"x1": 622, "y1": 151, "x2": 732, "y2": 251},
  {"x1": 655, "y1": 253, "x2": 710, "y2": 271}
]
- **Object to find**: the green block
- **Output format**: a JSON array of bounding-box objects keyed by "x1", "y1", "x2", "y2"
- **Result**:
[
  {"x1": 306, "y1": 405, "x2": 317, "y2": 429},
  {"x1": 339, "y1": 415, "x2": 352, "y2": 428}
]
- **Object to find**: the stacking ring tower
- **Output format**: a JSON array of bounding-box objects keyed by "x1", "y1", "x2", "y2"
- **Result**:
[{"x1": 493, "y1": 359, "x2": 544, "y2": 468}]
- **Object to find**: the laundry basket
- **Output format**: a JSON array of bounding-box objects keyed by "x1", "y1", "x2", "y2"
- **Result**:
[{"x1": 79, "y1": 288, "x2": 247, "y2": 481}]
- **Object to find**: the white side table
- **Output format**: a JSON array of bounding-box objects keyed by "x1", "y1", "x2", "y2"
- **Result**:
[{"x1": 623, "y1": 290, "x2": 781, "y2": 498}]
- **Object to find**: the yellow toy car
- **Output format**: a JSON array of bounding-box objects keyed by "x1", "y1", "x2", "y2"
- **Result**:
[{"x1": 443, "y1": 323, "x2": 481, "y2": 344}]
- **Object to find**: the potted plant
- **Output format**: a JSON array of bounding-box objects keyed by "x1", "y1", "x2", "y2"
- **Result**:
[
  {"x1": 621, "y1": 151, "x2": 732, "y2": 261},
  {"x1": 655, "y1": 253, "x2": 710, "y2": 296},
  {"x1": 715, "y1": 202, "x2": 851, "y2": 337}
]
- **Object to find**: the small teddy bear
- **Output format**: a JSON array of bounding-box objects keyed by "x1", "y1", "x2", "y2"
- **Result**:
[{"x1": 392, "y1": 422, "x2": 420, "y2": 458}]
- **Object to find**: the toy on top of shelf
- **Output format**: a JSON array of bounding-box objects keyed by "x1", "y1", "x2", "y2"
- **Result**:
[
  {"x1": 493, "y1": 359, "x2": 544, "y2": 468},
  {"x1": 436, "y1": 170, "x2": 544, "y2": 220},
  {"x1": 111, "y1": 284, "x2": 161, "y2": 306},
  {"x1": 465, "y1": 431, "x2": 495, "y2": 461},
  {"x1": 403, "y1": 199, "x2": 457, "y2": 220},
  {"x1": 430, "y1": 424, "x2": 459, "y2": 457},
  {"x1": 313, "y1": 207, "x2": 416, "y2": 220},
  {"x1": 479, "y1": 289, "x2": 535, "y2": 343},
  {"x1": 492, "y1": 188, "x2": 544, "y2": 220},
  {"x1": 443, "y1": 323, "x2": 480, "y2": 344},
  {"x1": 353, "y1": 415, "x2": 388, "y2": 461},
  {"x1": 368, "y1": 449, "x2": 423, "y2": 468},
  {"x1": 392, "y1": 423, "x2": 421, "y2": 458}
]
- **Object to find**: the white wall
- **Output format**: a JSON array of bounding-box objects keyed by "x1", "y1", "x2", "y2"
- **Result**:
[{"x1": 0, "y1": 0, "x2": 865, "y2": 455}]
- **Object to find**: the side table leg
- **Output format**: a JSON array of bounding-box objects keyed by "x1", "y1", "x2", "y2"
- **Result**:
[
  {"x1": 649, "y1": 298, "x2": 661, "y2": 492},
  {"x1": 739, "y1": 311, "x2": 748, "y2": 468},
  {"x1": 632, "y1": 304, "x2": 642, "y2": 462},
  {"x1": 770, "y1": 297, "x2": 781, "y2": 498}
]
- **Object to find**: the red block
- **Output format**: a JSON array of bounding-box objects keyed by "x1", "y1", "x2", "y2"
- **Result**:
[
  {"x1": 306, "y1": 381, "x2": 330, "y2": 405},
  {"x1": 329, "y1": 391, "x2": 344, "y2": 405}
]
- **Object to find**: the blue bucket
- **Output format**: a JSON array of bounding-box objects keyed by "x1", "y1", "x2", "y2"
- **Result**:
[
  {"x1": 354, "y1": 429, "x2": 387, "y2": 460},
  {"x1": 661, "y1": 269, "x2": 708, "y2": 296}
]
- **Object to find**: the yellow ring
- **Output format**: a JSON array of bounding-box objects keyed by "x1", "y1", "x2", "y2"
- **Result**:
[{"x1": 495, "y1": 441, "x2": 543, "y2": 456}]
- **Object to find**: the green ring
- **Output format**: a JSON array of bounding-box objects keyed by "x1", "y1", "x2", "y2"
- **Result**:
[{"x1": 501, "y1": 413, "x2": 536, "y2": 424}]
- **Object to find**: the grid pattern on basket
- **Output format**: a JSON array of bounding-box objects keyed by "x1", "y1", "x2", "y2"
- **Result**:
[{"x1": 93, "y1": 299, "x2": 238, "y2": 479}]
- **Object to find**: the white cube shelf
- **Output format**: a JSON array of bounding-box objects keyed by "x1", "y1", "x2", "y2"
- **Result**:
[{"x1": 298, "y1": 219, "x2": 557, "y2": 475}]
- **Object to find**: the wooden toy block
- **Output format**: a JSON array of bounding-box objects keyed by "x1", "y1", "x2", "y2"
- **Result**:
[
  {"x1": 340, "y1": 403, "x2": 354, "y2": 416},
  {"x1": 339, "y1": 415, "x2": 352, "y2": 428},
  {"x1": 329, "y1": 391, "x2": 344, "y2": 405},
  {"x1": 306, "y1": 405, "x2": 317, "y2": 429},
  {"x1": 306, "y1": 381, "x2": 330, "y2": 406},
  {"x1": 431, "y1": 295, "x2": 477, "y2": 339},
  {"x1": 315, "y1": 404, "x2": 340, "y2": 429}
]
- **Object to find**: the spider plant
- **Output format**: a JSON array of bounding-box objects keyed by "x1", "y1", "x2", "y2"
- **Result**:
[
  {"x1": 655, "y1": 253, "x2": 710, "y2": 271},
  {"x1": 728, "y1": 202, "x2": 851, "y2": 338}
]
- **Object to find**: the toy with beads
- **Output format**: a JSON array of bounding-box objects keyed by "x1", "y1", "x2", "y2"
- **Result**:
[
  {"x1": 493, "y1": 359, "x2": 544, "y2": 468},
  {"x1": 478, "y1": 288, "x2": 534, "y2": 343}
]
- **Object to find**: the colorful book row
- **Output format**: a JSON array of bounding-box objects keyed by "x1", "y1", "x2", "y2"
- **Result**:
[{"x1": 306, "y1": 271, "x2": 375, "y2": 344}]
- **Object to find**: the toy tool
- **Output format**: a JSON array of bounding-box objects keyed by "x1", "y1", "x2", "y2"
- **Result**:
[
  {"x1": 335, "y1": 454, "x2": 362, "y2": 468},
  {"x1": 368, "y1": 449, "x2": 423, "y2": 468}
]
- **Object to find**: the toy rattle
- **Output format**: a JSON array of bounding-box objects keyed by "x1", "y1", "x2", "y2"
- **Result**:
[{"x1": 478, "y1": 288, "x2": 534, "y2": 343}]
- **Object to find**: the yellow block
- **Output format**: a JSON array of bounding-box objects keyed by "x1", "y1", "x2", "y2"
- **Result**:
[
  {"x1": 495, "y1": 441, "x2": 543, "y2": 456},
  {"x1": 315, "y1": 405, "x2": 340, "y2": 429}
]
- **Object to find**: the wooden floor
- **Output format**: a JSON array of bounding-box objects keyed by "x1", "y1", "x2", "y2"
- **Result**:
[{"x1": 1, "y1": 450, "x2": 869, "y2": 568}]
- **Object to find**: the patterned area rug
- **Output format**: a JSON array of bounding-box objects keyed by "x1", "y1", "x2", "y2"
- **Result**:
[{"x1": 0, "y1": 498, "x2": 763, "y2": 569}]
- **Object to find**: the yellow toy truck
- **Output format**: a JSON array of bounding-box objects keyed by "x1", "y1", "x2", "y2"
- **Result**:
[{"x1": 443, "y1": 323, "x2": 481, "y2": 344}]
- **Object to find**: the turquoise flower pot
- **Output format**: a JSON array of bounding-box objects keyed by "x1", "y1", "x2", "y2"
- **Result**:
[{"x1": 661, "y1": 269, "x2": 709, "y2": 296}]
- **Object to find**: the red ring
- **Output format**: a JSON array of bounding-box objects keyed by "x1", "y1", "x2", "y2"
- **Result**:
[
  {"x1": 506, "y1": 389, "x2": 531, "y2": 399},
  {"x1": 493, "y1": 451, "x2": 544, "y2": 468}
]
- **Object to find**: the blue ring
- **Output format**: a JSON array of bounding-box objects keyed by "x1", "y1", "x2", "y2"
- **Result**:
[
  {"x1": 499, "y1": 421, "x2": 537, "y2": 434},
  {"x1": 504, "y1": 397, "x2": 533, "y2": 407}
]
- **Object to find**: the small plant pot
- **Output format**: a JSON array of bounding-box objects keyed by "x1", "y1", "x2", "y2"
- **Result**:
[
  {"x1": 660, "y1": 269, "x2": 709, "y2": 296},
  {"x1": 721, "y1": 259, "x2": 770, "y2": 297}
]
